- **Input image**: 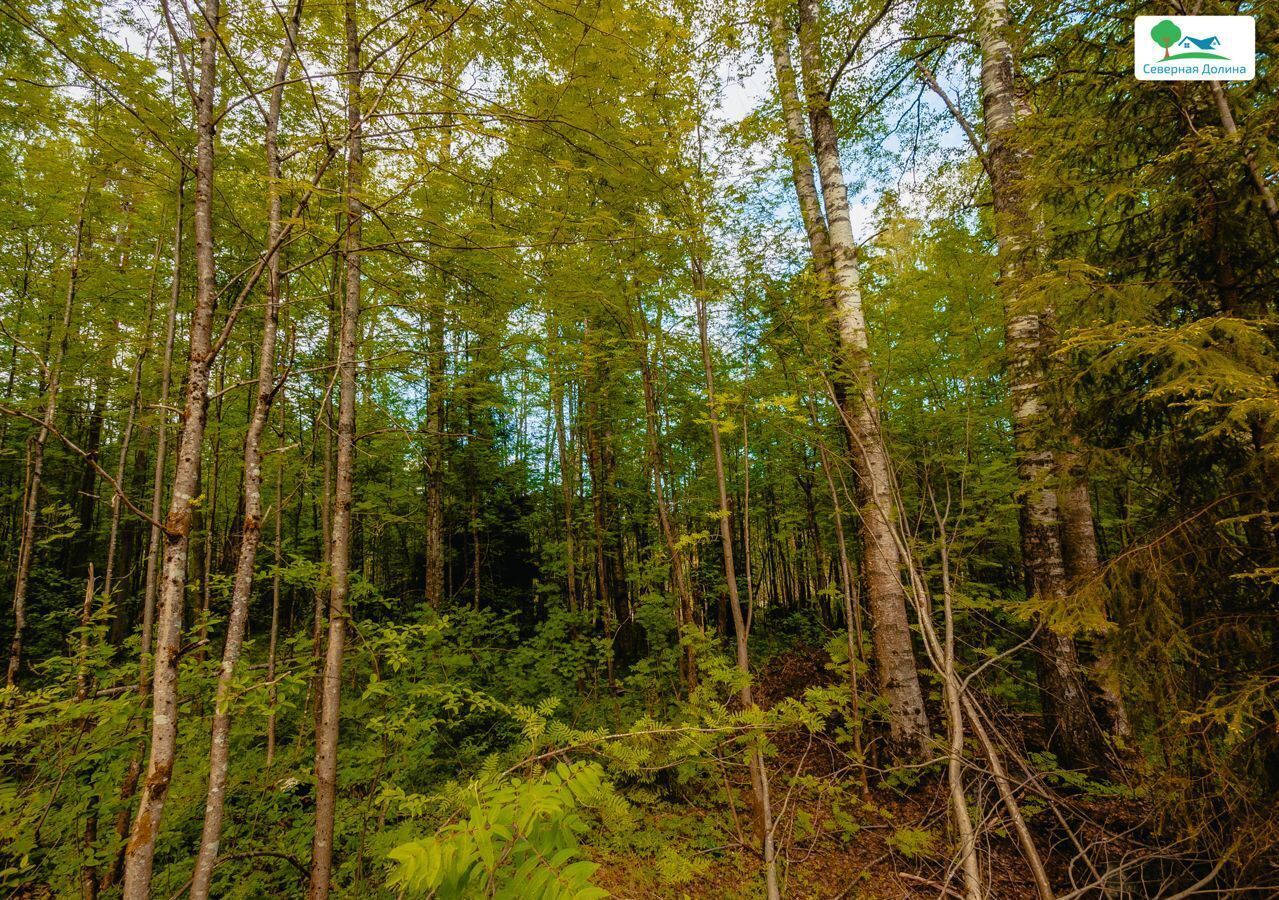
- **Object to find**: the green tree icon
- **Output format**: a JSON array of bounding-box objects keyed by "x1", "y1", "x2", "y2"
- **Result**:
[{"x1": 1151, "y1": 19, "x2": 1181, "y2": 58}]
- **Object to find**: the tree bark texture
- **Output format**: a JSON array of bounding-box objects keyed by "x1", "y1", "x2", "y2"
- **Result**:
[
  {"x1": 122, "y1": 0, "x2": 223, "y2": 892},
  {"x1": 973, "y1": 0, "x2": 1109, "y2": 769},
  {"x1": 309, "y1": 0, "x2": 361, "y2": 893}
]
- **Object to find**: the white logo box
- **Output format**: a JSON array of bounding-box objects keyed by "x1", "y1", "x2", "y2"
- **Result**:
[{"x1": 1135, "y1": 15, "x2": 1255, "y2": 81}]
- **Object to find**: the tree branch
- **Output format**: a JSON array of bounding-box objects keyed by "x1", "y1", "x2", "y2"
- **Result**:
[{"x1": 0, "y1": 403, "x2": 165, "y2": 533}]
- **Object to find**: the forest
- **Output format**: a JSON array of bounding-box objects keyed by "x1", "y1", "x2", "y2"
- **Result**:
[{"x1": 0, "y1": 0, "x2": 1275, "y2": 896}]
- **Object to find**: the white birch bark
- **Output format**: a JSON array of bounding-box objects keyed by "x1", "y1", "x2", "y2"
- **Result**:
[
  {"x1": 780, "y1": 0, "x2": 931, "y2": 754},
  {"x1": 973, "y1": 0, "x2": 1109, "y2": 769}
]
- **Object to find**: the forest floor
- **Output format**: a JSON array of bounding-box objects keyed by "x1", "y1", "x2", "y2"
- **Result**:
[{"x1": 590, "y1": 646, "x2": 1113, "y2": 899}]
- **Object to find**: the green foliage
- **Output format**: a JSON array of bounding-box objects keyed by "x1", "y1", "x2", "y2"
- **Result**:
[
  {"x1": 886, "y1": 827, "x2": 937, "y2": 861},
  {"x1": 387, "y1": 762, "x2": 611, "y2": 899},
  {"x1": 1, "y1": 0, "x2": 1277, "y2": 894}
]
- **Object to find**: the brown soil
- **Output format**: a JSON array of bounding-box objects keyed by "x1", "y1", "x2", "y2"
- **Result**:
[{"x1": 591, "y1": 644, "x2": 1089, "y2": 899}]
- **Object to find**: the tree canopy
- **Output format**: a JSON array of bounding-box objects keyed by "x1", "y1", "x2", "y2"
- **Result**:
[{"x1": 0, "y1": 0, "x2": 1275, "y2": 897}]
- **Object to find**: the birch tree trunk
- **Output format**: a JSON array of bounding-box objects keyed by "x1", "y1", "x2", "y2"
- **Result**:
[
  {"x1": 309, "y1": 0, "x2": 361, "y2": 891},
  {"x1": 773, "y1": 0, "x2": 930, "y2": 754},
  {"x1": 766, "y1": 14, "x2": 831, "y2": 278},
  {"x1": 1058, "y1": 452, "x2": 1132, "y2": 742},
  {"x1": 189, "y1": 7, "x2": 302, "y2": 894},
  {"x1": 6, "y1": 187, "x2": 87, "y2": 687},
  {"x1": 120, "y1": 1, "x2": 222, "y2": 891},
  {"x1": 973, "y1": 0, "x2": 1109, "y2": 770}
]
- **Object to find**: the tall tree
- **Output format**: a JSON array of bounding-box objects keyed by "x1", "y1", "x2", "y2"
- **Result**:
[
  {"x1": 310, "y1": 0, "x2": 362, "y2": 891},
  {"x1": 768, "y1": 0, "x2": 931, "y2": 754},
  {"x1": 972, "y1": 0, "x2": 1110, "y2": 768},
  {"x1": 122, "y1": 0, "x2": 224, "y2": 890},
  {"x1": 189, "y1": 3, "x2": 303, "y2": 894},
  {"x1": 693, "y1": 254, "x2": 780, "y2": 898},
  {"x1": 6, "y1": 186, "x2": 86, "y2": 686}
]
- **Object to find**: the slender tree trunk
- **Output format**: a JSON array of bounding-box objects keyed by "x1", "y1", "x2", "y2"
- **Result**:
[
  {"x1": 7, "y1": 186, "x2": 87, "y2": 687},
  {"x1": 548, "y1": 312, "x2": 579, "y2": 612},
  {"x1": 267, "y1": 394, "x2": 286, "y2": 765},
  {"x1": 0, "y1": 243, "x2": 32, "y2": 559},
  {"x1": 141, "y1": 176, "x2": 185, "y2": 687},
  {"x1": 104, "y1": 242, "x2": 160, "y2": 601},
  {"x1": 76, "y1": 564, "x2": 100, "y2": 900},
  {"x1": 81, "y1": 803, "x2": 99, "y2": 900},
  {"x1": 121, "y1": 1, "x2": 222, "y2": 890},
  {"x1": 75, "y1": 564, "x2": 97, "y2": 701},
  {"x1": 637, "y1": 306, "x2": 696, "y2": 693},
  {"x1": 585, "y1": 408, "x2": 614, "y2": 667},
  {"x1": 470, "y1": 489, "x2": 481, "y2": 610},
  {"x1": 937, "y1": 545, "x2": 982, "y2": 900},
  {"x1": 811, "y1": 407, "x2": 869, "y2": 794},
  {"x1": 198, "y1": 364, "x2": 225, "y2": 656},
  {"x1": 309, "y1": 1, "x2": 361, "y2": 892},
  {"x1": 962, "y1": 694, "x2": 1054, "y2": 900},
  {"x1": 773, "y1": 0, "x2": 931, "y2": 754},
  {"x1": 583, "y1": 320, "x2": 628, "y2": 666},
  {"x1": 766, "y1": 13, "x2": 832, "y2": 278},
  {"x1": 190, "y1": 8, "x2": 301, "y2": 894},
  {"x1": 973, "y1": 0, "x2": 1108, "y2": 770},
  {"x1": 425, "y1": 294, "x2": 446, "y2": 608},
  {"x1": 103, "y1": 182, "x2": 184, "y2": 893},
  {"x1": 1208, "y1": 80, "x2": 1279, "y2": 242},
  {"x1": 71, "y1": 374, "x2": 109, "y2": 571},
  {"x1": 312, "y1": 288, "x2": 334, "y2": 730},
  {"x1": 693, "y1": 262, "x2": 779, "y2": 899},
  {"x1": 424, "y1": 99, "x2": 453, "y2": 611},
  {"x1": 742, "y1": 416, "x2": 754, "y2": 632}
]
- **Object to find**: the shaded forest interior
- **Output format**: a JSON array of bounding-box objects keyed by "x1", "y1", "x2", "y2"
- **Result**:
[{"x1": 0, "y1": 0, "x2": 1277, "y2": 897}]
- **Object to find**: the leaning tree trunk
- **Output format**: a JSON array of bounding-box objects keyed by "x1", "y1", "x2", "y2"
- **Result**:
[
  {"x1": 973, "y1": 0, "x2": 1109, "y2": 769},
  {"x1": 189, "y1": 5, "x2": 302, "y2": 895},
  {"x1": 6, "y1": 187, "x2": 87, "y2": 688},
  {"x1": 121, "y1": 1, "x2": 222, "y2": 892},
  {"x1": 309, "y1": 0, "x2": 361, "y2": 893},
  {"x1": 775, "y1": 0, "x2": 931, "y2": 755},
  {"x1": 693, "y1": 259, "x2": 780, "y2": 899},
  {"x1": 1207, "y1": 80, "x2": 1279, "y2": 243},
  {"x1": 105, "y1": 178, "x2": 184, "y2": 893}
]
